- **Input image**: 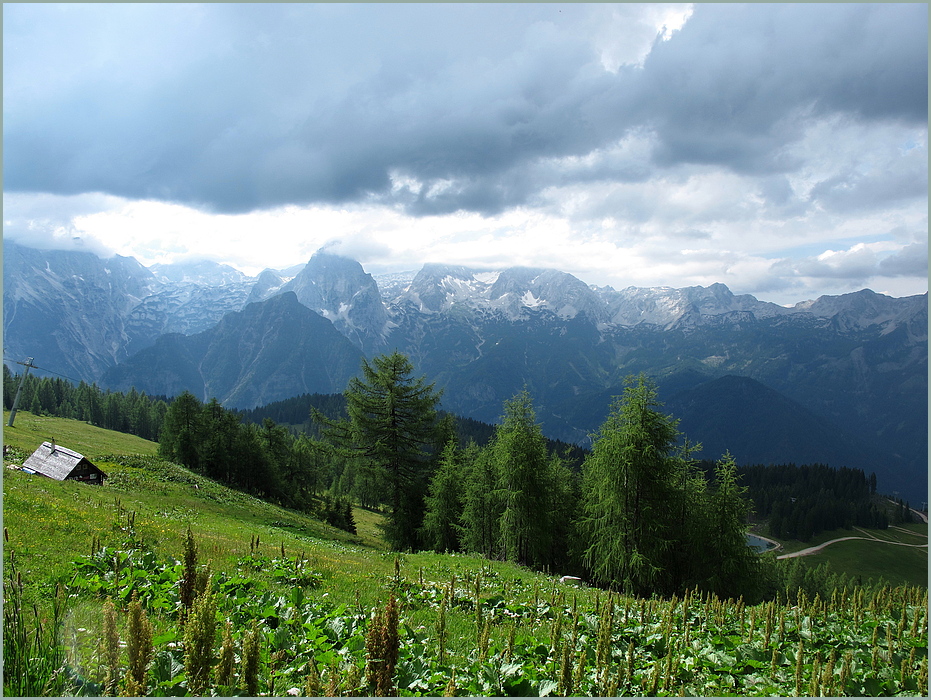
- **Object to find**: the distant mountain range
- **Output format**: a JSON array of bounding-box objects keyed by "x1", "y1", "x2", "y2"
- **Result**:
[{"x1": 3, "y1": 240, "x2": 927, "y2": 500}]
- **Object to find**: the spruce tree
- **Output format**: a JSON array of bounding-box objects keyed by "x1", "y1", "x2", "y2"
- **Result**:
[
  {"x1": 198, "y1": 399, "x2": 243, "y2": 483},
  {"x1": 315, "y1": 351, "x2": 441, "y2": 551},
  {"x1": 159, "y1": 391, "x2": 205, "y2": 470}
]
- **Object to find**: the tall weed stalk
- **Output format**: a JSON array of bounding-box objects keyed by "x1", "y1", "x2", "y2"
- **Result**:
[{"x1": 2, "y1": 546, "x2": 71, "y2": 696}]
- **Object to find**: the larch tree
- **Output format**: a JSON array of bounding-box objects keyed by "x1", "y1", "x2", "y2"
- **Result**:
[
  {"x1": 701, "y1": 452, "x2": 759, "y2": 599},
  {"x1": 578, "y1": 374, "x2": 683, "y2": 595},
  {"x1": 544, "y1": 451, "x2": 580, "y2": 573},
  {"x1": 315, "y1": 351, "x2": 441, "y2": 551},
  {"x1": 420, "y1": 438, "x2": 464, "y2": 552},
  {"x1": 458, "y1": 442, "x2": 501, "y2": 559},
  {"x1": 494, "y1": 389, "x2": 553, "y2": 568}
]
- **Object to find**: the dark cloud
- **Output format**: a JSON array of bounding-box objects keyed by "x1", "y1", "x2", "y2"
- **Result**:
[
  {"x1": 878, "y1": 241, "x2": 928, "y2": 277},
  {"x1": 638, "y1": 4, "x2": 927, "y2": 172},
  {"x1": 809, "y1": 146, "x2": 928, "y2": 212},
  {"x1": 757, "y1": 176, "x2": 810, "y2": 218},
  {"x1": 3, "y1": 3, "x2": 927, "y2": 217},
  {"x1": 769, "y1": 239, "x2": 928, "y2": 285}
]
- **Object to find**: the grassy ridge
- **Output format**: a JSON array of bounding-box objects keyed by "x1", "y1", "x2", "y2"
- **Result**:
[
  {"x1": 3, "y1": 415, "x2": 577, "y2": 693},
  {"x1": 1, "y1": 411, "x2": 554, "y2": 610},
  {"x1": 768, "y1": 523, "x2": 928, "y2": 589},
  {"x1": 3, "y1": 412, "x2": 370, "y2": 603},
  {"x1": 786, "y1": 525, "x2": 928, "y2": 589},
  {"x1": 3, "y1": 410, "x2": 160, "y2": 457},
  {"x1": 4, "y1": 410, "x2": 925, "y2": 591}
]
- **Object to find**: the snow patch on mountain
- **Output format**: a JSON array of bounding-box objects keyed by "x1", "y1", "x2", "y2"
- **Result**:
[
  {"x1": 521, "y1": 290, "x2": 545, "y2": 308},
  {"x1": 474, "y1": 271, "x2": 501, "y2": 285},
  {"x1": 5, "y1": 240, "x2": 927, "y2": 388},
  {"x1": 279, "y1": 250, "x2": 391, "y2": 353},
  {"x1": 372, "y1": 270, "x2": 418, "y2": 301}
]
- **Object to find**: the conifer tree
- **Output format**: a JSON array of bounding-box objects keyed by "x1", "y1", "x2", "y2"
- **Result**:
[
  {"x1": 652, "y1": 437, "x2": 705, "y2": 592},
  {"x1": 287, "y1": 434, "x2": 323, "y2": 499},
  {"x1": 315, "y1": 351, "x2": 441, "y2": 551},
  {"x1": 578, "y1": 375, "x2": 682, "y2": 595},
  {"x1": 3, "y1": 364, "x2": 15, "y2": 410},
  {"x1": 159, "y1": 391, "x2": 205, "y2": 470},
  {"x1": 459, "y1": 442, "x2": 501, "y2": 558},
  {"x1": 494, "y1": 389, "x2": 552, "y2": 567},
  {"x1": 701, "y1": 452, "x2": 759, "y2": 599},
  {"x1": 545, "y1": 450, "x2": 579, "y2": 572},
  {"x1": 420, "y1": 438, "x2": 464, "y2": 552}
]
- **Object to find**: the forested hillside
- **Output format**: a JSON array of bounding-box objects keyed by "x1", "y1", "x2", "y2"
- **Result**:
[
  {"x1": 3, "y1": 364, "x2": 168, "y2": 442},
  {"x1": 6, "y1": 358, "x2": 912, "y2": 554}
]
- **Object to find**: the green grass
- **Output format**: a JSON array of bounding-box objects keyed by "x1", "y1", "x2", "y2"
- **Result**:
[
  {"x1": 3, "y1": 414, "x2": 928, "y2": 697},
  {"x1": 799, "y1": 536, "x2": 927, "y2": 588},
  {"x1": 5, "y1": 411, "x2": 926, "y2": 596},
  {"x1": 1, "y1": 413, "x2": 553, "y2": 613},
  {"x1": 2, "y1": 415, "x2": 574, "y2": 691},
  {"x1": 352, "y1": 505, "x2": 389, "y2": 550},
  {"x1": 768, "y1": 524, "x2": 927, "y2": 589},
  {"x1": 3, "y1": 410, "x2": 160, "y2": 458}
]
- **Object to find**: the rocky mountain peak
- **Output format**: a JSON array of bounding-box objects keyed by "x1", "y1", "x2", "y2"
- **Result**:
[
  {"x1": 401, "y1": 264, "x2": 484, "y2": 313},
  {"x1": 279, "y1": 249, "x2": 390, "y2": 353},
  {"x1": 487, "y1": 268, "x2": 605, "y2": 321},
  {"x1": 396, "y1": 263, "x2": 606, "y2": 321},
  {"x1": 794, "y1": 288, "x2": 928, "y2": 333}
]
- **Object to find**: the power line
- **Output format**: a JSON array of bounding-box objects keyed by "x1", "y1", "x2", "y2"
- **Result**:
[{"x1": 3, "y1": 357, "x2": 85, "y2": 385}]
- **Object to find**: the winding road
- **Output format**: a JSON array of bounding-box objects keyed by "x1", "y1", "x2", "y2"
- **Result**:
[{"x1": 776, "y1": 525, "x2": 928, "y2": 559}]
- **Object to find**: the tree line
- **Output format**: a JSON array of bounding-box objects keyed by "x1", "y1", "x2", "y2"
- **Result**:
[
  {"x1": 312, "y1": 352, "x2": 765, "y2": 600},
  {"x1": 158, "y1": 394, "x2": 356, "y2": 533},
  {"x1": 3, "y1": 365, "x2": 168, "y2": 442},
  {"x1": 5, "y1": 358, "x2": 906, "y2": 602},
  {"x1": 236, "y1": 390, "x2": 588, "y2": 465},
  {"x1": 735, "y1": 462, "x2": 911, "y2": 539}
]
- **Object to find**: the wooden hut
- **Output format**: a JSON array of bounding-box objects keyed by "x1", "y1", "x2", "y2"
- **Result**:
[{"x1": 22, "y1": 441, "x2": 107, "y2": 484}]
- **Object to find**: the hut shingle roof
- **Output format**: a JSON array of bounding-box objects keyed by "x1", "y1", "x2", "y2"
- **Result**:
[{"x1": 22, "y1": 441, "x2": 106, "y2": 481}]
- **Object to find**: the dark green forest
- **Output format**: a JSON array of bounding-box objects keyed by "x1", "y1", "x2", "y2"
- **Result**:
[{"x1": 3, "y1": 364, "x2": 168, "y2": 442}]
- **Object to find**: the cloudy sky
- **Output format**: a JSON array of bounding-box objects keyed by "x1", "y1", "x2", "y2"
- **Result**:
[{"x1": 3, "y1": 3, "x2": 927, "y2": 305}]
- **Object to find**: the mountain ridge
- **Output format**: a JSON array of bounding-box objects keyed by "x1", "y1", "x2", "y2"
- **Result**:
[
  {"x1": 101, "y1": 292, "x2": 364, "y2": 408},
  {"x1": 4, "y1": 241, "x2": 926, "y2": 500}
]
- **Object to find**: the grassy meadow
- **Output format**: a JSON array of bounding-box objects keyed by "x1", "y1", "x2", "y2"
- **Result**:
[
  {"x1": 2, "y1": 411, "x2": 928, "y2": 696},
  {"x1": 779, "y1": 524, "x2": 928, "y2": 589}
]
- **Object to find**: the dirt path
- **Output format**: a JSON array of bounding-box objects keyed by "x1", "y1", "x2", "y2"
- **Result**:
[
  {"x1": 777, "y1": 532, "x2": 928, "y2": 560},
  {"x1": 890, "y1": 525, "x2": 928, "y2": 537}
]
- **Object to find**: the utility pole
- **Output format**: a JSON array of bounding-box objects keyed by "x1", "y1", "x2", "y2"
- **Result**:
[{"x1": 7, "y1": 357, "x2": 36, "y2": 428}]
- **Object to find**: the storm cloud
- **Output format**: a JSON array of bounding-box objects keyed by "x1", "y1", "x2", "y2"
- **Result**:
[
  {"x1": 3, "y1": 3, "x2": 927, "y2": 305},
  {"x1": 4, "y1": 3, "x2": 926, "y2": 216}
]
